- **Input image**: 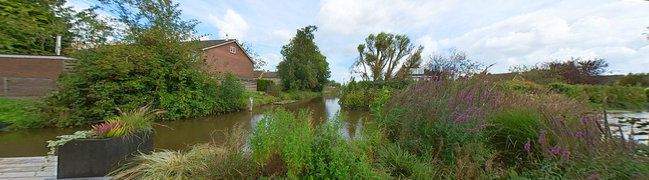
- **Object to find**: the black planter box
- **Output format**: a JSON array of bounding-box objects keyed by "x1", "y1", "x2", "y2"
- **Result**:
[{"x1": 57, "y1": 131, "x2": 154, "y2": 178}]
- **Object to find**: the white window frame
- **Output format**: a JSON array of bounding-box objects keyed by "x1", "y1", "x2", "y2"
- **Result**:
[{"x1": 230, "y1": 46, "x2": 236, "y2": 54}]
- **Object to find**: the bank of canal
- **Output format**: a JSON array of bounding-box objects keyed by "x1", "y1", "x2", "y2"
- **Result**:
[{"x1": 0, "y1": 97, "x2": 373, "y2": 157}]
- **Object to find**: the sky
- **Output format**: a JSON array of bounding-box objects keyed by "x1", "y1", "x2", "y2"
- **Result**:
[{"x1": 67, "y1": 0, "x2": 649, "y2": 83}]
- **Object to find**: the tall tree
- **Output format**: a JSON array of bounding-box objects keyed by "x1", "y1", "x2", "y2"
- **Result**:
[
  {"x1": 277, "y1": 25, "x2": 330, "y2": 91},
  {"x1": 546, "y1": 58, "x2": 608, "y2": 84},
  {"x1": 47, "y1": 0, "x2": 245, "y2": 126},
  {"x1": 425, "y1": 49, "x2": 484, "y2": 79},
  {"x1": 0, "y1": 0, "x2": 73, "y2": 54},
  {"x1": 354, "y1": 32, "x2": 423, "y2": 81},
  {"x1": 0, "y1": 0, "x2": 113, "y2": 54}
]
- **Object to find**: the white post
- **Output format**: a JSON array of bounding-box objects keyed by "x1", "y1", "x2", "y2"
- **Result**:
[
  {"x1": 55, "y1": 35, "x2": 61, "y2": 55},
  {"x1": 2, "y1": 77, "x2": 7, "y2": 97},
  {"x1": 249, "y1": 96, "x2": 253, "y2": 112}
]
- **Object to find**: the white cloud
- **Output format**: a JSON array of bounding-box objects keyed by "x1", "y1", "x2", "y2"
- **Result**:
[
  {"x1": 430, "y1": 0, "x2": 649, "y2": 74},
  {"x1": 260, "y1": 53, "x2": 282, "y2": 71},
  {"x1": 207, "y1": 9, "x2": 249, "y2": 40},
  {"x1": 330, "y1": 65, "x2": 352, "y2": 83},
  {"x1": 316, "y1": 0, "x2": 450, "y2": 35},
  {"x1": 267, "y1": 29, "x2": 293, "y2": 44}
]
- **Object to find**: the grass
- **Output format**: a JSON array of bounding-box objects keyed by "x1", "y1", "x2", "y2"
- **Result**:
[{"x1": 0, "y1": 98, "x2": 45, "y2": 128}]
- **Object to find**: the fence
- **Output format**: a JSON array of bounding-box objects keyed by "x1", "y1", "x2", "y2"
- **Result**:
[{"x1": 1, "y1": 77, "x2": 54, "y2": 97}]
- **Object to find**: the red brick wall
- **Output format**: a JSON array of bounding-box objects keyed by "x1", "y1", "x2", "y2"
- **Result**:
[
  {"x1": 202, "y1": 42, "x2": 254, "y2": 79},
  {"x1": 0, "y1": 57, "x2": 66, "y2": 97},
  {"x1": 0, "y1": 57, "x2": 64, "y2": 79}
]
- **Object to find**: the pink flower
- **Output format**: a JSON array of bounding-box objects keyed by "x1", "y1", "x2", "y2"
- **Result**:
[
  {"x1": 550, "y1": 145, "x2": 561, "y2": 155},
  {"x1": 575, "y1": 131, "x2": 584, "y2": 138},
  {"x1": 538, "y1": 135, "x2": 546, "y2": 145},
  {"x1": 524, "y1": 143, "x2": 531, "y2": 152},
  {"x1": 587, "y1": 174, "x2": 600, "y2": 180},
  {"x1": 561, "y1": 150, "x2": 571, "y2": 158},
  {"x1": 454, "y1": 114, "x2": 468, "y2": 124}
]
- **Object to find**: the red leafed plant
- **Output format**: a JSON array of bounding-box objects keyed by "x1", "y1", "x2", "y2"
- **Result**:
[{"x1": 92, "y1": 120, "x2": 126, "y2": 138}]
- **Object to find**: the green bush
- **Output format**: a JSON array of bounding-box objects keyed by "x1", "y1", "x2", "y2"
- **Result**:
[
  {"x1": 339, "y1": 80, "x2": 410, "y2": 110},
  {"x1": 582, "y1": 85, "x2": 648, "y2": 110},
  {"x1": 44, "y1": 41, "x2": 245, "y2": 126},
  {"x1": 0, "y1": 98, "x2": 45, "y2": 128},
  {"x1": 547, "y1": 82, "x2": 587, "y2": 100},
  {"x1": 500, "y1": 80, "x2": 544, "y2": 93},
  {"x1": 256, "y1": 79, "x2": 274, "y2": 92}
]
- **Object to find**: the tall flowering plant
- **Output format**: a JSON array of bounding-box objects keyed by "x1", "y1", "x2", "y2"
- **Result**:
[{"x1": 378, "y1": 72, "x2": 499, "y2": 164}]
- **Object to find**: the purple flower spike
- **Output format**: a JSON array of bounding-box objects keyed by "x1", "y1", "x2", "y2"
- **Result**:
[
  {"x1": 524, "y1": 143, "x2": 531, "y2": 152},
  {"x1": 561, "y1": 150, "x2": 571, "y2": 158},
  {"x1": 550, "y1": 145, "x2": 561, "y2": 155},
  {"x1": 454, "y1": 114, "x2": 468, "y2": 124},
  {"x1": 587, "y1": 174, "x2": 600, "y2": 180},
  {"x1": 540, "y1": 130, "x2": 547, "y2": 135},
  {"x1": 575, "y1": 131, "x2": 584, "y2": 138}
]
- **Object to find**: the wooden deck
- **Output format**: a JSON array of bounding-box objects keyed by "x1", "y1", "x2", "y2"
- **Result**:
[{"x1": 0, "y1": 156, "x2": 56, "y2": 180}]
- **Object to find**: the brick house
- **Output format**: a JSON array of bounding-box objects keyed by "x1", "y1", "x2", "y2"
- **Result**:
[{"x1": 199, "y1": 39, "x2": 255, "y2": 80}]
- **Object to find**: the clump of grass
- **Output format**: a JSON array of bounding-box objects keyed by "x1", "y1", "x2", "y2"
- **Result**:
[
  {"x1": 114, "y1": 104, "x2": 164, "y2": 133},
  {"x1": 0, "y1": 98, "x2": 45, "y2": 128},
  {"x1": 112, "y1": 124, "x2": 255, "y2": 179}
]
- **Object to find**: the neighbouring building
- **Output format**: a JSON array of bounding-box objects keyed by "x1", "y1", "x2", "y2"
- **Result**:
[
  {"x1": 200, "y1": 39, "x2": 256, "y2": 91},
  {"x1": 254, "y1": 70, "x2": 280, "y2": 84},
  {"x1": 0, "y1": 54, "x2": 77, "y2": 97},
  {"x1": 410, "y1": 68, "x2": 432, "y2": 81}
]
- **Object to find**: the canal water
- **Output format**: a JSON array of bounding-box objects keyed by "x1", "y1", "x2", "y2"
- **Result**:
[
  {"x1": 606, "y1": 111, "x2": 649, "y2": 144},
  {"x1": 1, "y1": 96, "x2": 646, "y2": 157},
  {"x1": 0, "y1": 97, "x2": 374, "y2": 157}
]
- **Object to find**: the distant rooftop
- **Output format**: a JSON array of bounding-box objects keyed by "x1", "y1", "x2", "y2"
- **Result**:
[{"x1": 198, "y1": 39, "x2": 236, "y2": 49}]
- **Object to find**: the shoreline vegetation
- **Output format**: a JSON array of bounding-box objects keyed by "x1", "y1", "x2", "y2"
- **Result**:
[
  {"x1": 0, "y1": 90, "x2": 332, "y2": 130},
  {"x1": 110, "y1": 73, "x2": 649, "y2": 179}
]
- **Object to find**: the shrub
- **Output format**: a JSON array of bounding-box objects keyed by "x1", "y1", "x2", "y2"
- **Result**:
[
  {"x1": 582, "y1": 85, "x2": 648, "y2": 110},
  {"x1": 256, "y1": 79, "x2": 274, "y2": 92},
  {"x1": 339, "y1": 79, "x2": 410, "y2": 110},
  {"x1": 500, "y1": 80, "x2": 544, "y2": 93},
  {"x1": 378, "y1": 74, "x2": 499, "y2": 178},
  {"x1": 547, "y1": 82, "x2": 587, "y2": 100},
  {"x1": 43, "y1": 0, "x2": 245, "y2": 126}
]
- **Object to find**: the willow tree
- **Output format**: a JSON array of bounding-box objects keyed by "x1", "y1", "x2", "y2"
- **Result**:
[
  {"x1": 353, "y1": 32, "x2": 423, "y2": 81},
  {"x1": 277, "y1": 25, "x2": 330, "y2": 91}
]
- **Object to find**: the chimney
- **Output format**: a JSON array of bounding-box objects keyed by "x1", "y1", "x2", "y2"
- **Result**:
[
  {"x1": 225, "y1": 34, "x2": 229, "y2": 41},
  {"x1": 55, "y1": 35, "x2": 61, "y2": 55}
]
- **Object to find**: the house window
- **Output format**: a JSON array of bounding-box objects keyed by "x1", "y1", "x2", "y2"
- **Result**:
[{"x1": 230, "y1": 46, "x2": 236, "y2": 54}]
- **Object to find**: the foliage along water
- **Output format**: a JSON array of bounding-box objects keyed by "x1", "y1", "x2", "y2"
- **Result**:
[{"x1": 0, "y1": 96, "x2": 373, "y2": 157}]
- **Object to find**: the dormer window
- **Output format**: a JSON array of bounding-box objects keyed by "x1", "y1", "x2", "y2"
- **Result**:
[{"x1": 230, "y1": 46, "x2": 236, "y2": 54}]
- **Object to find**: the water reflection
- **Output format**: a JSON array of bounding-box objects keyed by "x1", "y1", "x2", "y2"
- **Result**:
[
  {"x1": 0, "y1": 97, "x2": 373, "y2": 157},
  {"x1": 607, "y1": 111, "x2": 649, "y2": 144}
]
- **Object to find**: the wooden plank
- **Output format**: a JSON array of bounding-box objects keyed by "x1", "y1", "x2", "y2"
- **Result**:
[
  {"x1": 0, "y1": 166, "x2": 55, "y2": 173},
  {"x1": 0, "y1": 156, "x2": 56, "y2": 179},
  {"x1": 0, "y1": 171, "x2": 39, "y2": 178}
]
